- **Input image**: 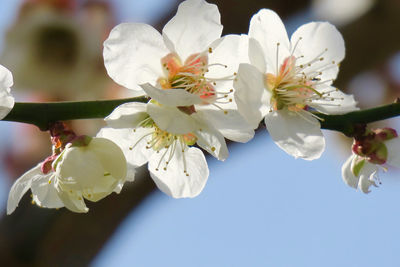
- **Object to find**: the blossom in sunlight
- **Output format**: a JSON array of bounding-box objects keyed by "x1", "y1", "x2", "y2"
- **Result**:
[
  {"x1": 342, "y1": 128, "x2": 400, "y2": 193},
  {"x1": 0, "y1": 64, "x2": 15, "y2": 120},
  {"x1": 103, "y1": 0, "x2": 254, "y2": 145},
  {"x1": 98, "y1": 101, "x2": 231, "y2": 198},
  {"x1": 7, "y1": 133, "x2": 129, "y2": 214},
  {"x1": 234, "y1": 9, "x2": 358, "y2": 160}
]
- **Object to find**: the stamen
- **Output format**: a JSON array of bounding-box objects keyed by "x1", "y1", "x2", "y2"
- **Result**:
[
  {"x1": 155, "y1": 146, "x2": 169, "y2": 171},
  {"x1": 291, "y1": 37, "x2": 302, "y2": 55},
  {"x1": 300, "y1": 48, "x2": 328, "y2": 70},
  {"x1": 276, "y1": 42, "x2": 280, "y2": 76},
  {"x1": 209, "y1": 103, "x2": 228, "y2": 114},
  {"x1": 179, "y1": 139, "x2": 189, "y2": 176},
  {"x1": 166, "y1": 139, "x2": 177, "y2": 165},
  {"x1": 295, "y1": 110, "x2": 321, "y2": 125}
]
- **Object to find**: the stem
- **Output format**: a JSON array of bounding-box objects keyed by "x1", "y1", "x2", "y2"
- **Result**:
[
  {"x1": 318, "y1": 102, "x2": 400, "y2": 136},
  {"x1": 2, "y1": 98, "x2": 400, "y2": 134},
  {"x1": 2, "y1": 96, "x2": 148, "y2": 130}
]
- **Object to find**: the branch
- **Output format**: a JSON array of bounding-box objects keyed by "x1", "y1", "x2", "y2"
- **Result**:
[
  {"x1": 2, "y1": 96, "x2": 148, "y2": 130},
  {"x1": 318, "y1": 102, "x2": 400, "y2": 136},
  {"x1": 2, "y1": 97, "x2": 400, "y2": 135}
]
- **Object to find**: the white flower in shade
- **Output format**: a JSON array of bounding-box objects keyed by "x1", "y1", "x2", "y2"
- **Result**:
[
  {"x1": 0, "y1": 64, "x2": 15, "y2": 120},
  {"x1": 103, "y1": 0, "x2": 253, "y2": 144},
  {"x1": 98, "y1": 101, "x2": 230, "y2": 198},
  {"x1": 342, "y1": 128, "x2": 400, "y2": 193},
  {"x1": 1, "y1": 6, "x2": 110, "y2": 100},
  {"x1": 234, "y1": 9, "x2": 358, "y2": 160},
  {"x1": 7, "y1": 137, "x2": 128, "y2": 214}
]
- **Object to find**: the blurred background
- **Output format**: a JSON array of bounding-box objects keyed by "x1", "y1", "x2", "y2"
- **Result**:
[{"x1": 0, "y1": 0, "x2": 400, "y2": 266}]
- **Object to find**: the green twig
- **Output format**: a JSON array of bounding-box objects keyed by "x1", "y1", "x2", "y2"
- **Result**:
[
  {"x1": 2, "y1": 96, "x2": 148, "y2": 130},
  {"x1": 2, "y1": 98, "x2": 400, "y2": 134},
  {"x1": 318, "y1": 102, "x2": 400, "y2": 136}
]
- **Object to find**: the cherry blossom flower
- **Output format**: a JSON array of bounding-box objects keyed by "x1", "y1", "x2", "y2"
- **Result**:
[
  {"x1": 103, "y1": 0, "x2": 253, "y2": 144},
  {"x1": 0, "y1": 64, "x2": 15, "y2": 120},
  {"x1": 234, "y1": 9, "x2": 358, "y2": 160},
  {"x1": 7, "y1": 135, "x2": 128, "y2": 214},
  {"x1": 100, "y1": 0, "x2": 254, "y2": 197},
  {"x1": 342, "y1": 128, "x2": 400, "y2": 193},
  {"x1": 98, "y1": 101, "x2": 230, "y2": 198}
]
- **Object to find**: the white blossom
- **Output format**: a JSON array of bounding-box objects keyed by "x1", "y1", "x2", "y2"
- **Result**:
[
  {"x1": 234, "y1": 9, "x2": 358, "y2": 160},
  {"x1": 103, "y1": 0, "x2": 254, "y2": 144},
  {"x1": 98, "y1": 101, "x2": 230, "y2": 198},
  {"x1": 342, "y1": 129, "x2": 400, "y2": 193},
  {"x1": 0, "y1": 64, "x2": 14, "y2": 120},
  {"x1": 7, "y1": 137, "x2": 128, "y2": 214}
]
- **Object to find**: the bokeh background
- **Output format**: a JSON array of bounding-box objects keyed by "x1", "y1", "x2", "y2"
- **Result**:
[{"x1": 1, "y1": 0, "x2": 400, "y2": 266}]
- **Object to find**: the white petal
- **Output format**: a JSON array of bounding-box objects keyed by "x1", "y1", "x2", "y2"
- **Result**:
[
  {"x1": 385, "y1": 137, "x2": 400, "y2": 167},
  {"x1": 341, "y1": 154, "x2": 359, "y2": 189},
  {"x1": 0, "y1": 64, "x2": 14, "y2": 120},
  {"x1": 0, "y1": 91, "x2": 14, "y2": 120},
  {"x1": 147, "y1": 102, "x2": 199, "y2": 134},
  {"x1": 113, "y1": 162, "x2": 136, "y2": 194},
  {"x1": 249, "y1": 9, "x2": 291, "y2": 74},
  {"x1": 234, "y1": 63, "x2": 270, "y2": 129},
  {"x1": 56, "y1": 138, "x2": 127, "y2": 201},
  {"x1": 0, "y1": 64, "x2": 13, "y2": 90},
  {"x1": 104, "y1": 23, "x2": 168, "y2": 90},
  {"x1": 291, "y1": 22, "x2": 345, "y2": 83},
  {"x1": 162, "y1": 0, "x2": 222, "y2": 60},
  {"x1": 31, "y1": 174, "x2": 64, "y2": 209},
  {"x1": 195, "y1": 107, "x2": 254, "y2": 143},
  {"x1": 149, "y1": 146, "x2": 209, "y2": 198},
  {"x1": 97, "y1": 127, "x2": 154, "y2": 168},
  {"x1": 141, "y1": 83, "x2": 202, "y2": 106},
  {"x1": 358, "y1": 161, "x2": 379, "y2": 194},
  {"x1": 207, "y1": 34, "x2": 249, "y2": 80},
  {"x1": 310, "y1": 85, "x2": 359, "y2": 114},
  {"x1": 105, "y1": 102, "x2": 149, "y2": 128},
  {"x1": 86, "y1": 137, "x2": 128, "y2": 182},
  {"x1": 248, "y1": 38, "x2": 266, "y2": 73},
  {"x1": 7, "y1": 164, "x2": 41, "y2": 214},
  {"x1": 265, "y1": 109, "x2": 325, "y2": 160},
  {"x1": 56, "y1": 189, "x2": 88, "y2": 213},
  {"x1": 192, "y1": 116, "x2": 229, "y2": 160}
]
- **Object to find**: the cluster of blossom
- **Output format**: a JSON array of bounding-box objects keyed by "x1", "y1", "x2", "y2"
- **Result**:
[{"x1": 2, "y1": 0, "x2": 399, "y2": 214}]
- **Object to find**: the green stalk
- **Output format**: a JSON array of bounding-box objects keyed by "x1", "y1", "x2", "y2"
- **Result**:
[
  {"x1": 318, "y1": 102, "x2": 400, "y2": 136},
  {"x1": 2, "y1": 96, "x2": 148, "y2": 130},
  {"x1": 2, "y1": 97, "x2": 400, "y2": 135}
]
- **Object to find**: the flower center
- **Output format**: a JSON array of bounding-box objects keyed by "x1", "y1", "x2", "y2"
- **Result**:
[
  {"x1": 157, "y1": 50, "x2": 235, "y2": 111},
  {"x1": 266, "y1": 40, "x2": 343, "y2": 116},
  {"x1": 266, "y1": 55, "x2": 330, "y2": 113},
  {"x1": 130, "y1": 117, "x2": 198, "y2": 176},
  {"x1": 146, "y1": 124, "x2": 197, "y2": 151},
  {"x1": 158, "y1": 53, "x2": 216, "y2": 100}
]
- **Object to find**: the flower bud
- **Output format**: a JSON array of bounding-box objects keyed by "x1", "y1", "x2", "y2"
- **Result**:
[{"x1": 54, "y1": 137, "x2": 128, "y2": 212}]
